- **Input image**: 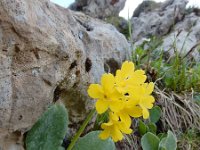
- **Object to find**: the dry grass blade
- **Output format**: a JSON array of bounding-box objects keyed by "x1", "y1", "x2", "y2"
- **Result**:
[{"x1": 155, "y1": 85, "x2": 200, "y2": 134}]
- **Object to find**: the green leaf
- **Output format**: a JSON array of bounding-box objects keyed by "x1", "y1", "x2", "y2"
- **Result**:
[
  {"x1": 157, "y1": 133, "x2": 167, "y2": 140},
  {"x1": 135, "y1": 47, "x2": 145, "y2": 57},
  {"x1": 147, "y1": 123, "x2": 157, "y2": 134},
  {"x1": 193, "y1": 93, "x2": 200, "y2": 105},
  {"x1": 159, "y1": 130, "x2": 177, "y2": 150},
  {"x1": 94, "y1": 111, "x2": 109, "y2": 130},
  {"x1": 73, "y1": 131, "x2": 115, "y2": 150},
  {"x1": 149, "y1": 106, "x2": 162, "y2": 123},
  {"x1": 26, "y1": 104, "x2": 68, "y2": 150},
  {"x1": 138, "y1": 120, "x2": 147, "y2": 136},
  {"x1": 141, "y1": 132, "x2": 160, "y2": 150}
]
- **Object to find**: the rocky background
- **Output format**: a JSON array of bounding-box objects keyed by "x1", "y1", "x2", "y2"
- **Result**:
[
  {"x1": 69, "y1": 0, "x2": 126, "y2": 18},
  {"x1": 0, "y1": 0, "x2": 199, "y2": 149},
  {"x1": 131, "y1": 0, "x2": 200, "y2": 61},
  {"x1": 0, "y1": 0, "x2": 129, "y2": 149}
]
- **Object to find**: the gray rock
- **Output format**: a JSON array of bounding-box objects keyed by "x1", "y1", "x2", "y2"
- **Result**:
[
  {"x1": 69, "y1": 0, "x2": 126, "y2": 18},
  {"x1": 0, "y1": 0, "x2": 129, "y2": 149},
  {"x1": 162, "y1": 13, "x2": 200, "y2": 61},
  {"x1": 133, "y1": 0, "x2": 162, "y2": 17},
  {"x1": 131, "y1": 0, "x2": 200, "y2": 60},
  {"x1": 131, "y1": 0, "x2": 187, "y2": 41}
]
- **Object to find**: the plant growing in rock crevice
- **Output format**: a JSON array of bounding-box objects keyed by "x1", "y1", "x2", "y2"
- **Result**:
[{"x1": 26, "y1": 61, "x2": 158, "y2": 150}]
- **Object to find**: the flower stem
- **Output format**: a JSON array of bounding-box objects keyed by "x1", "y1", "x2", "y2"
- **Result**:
[{"x1": 67, "y1": 109, "x2": 96, "y2": 150}]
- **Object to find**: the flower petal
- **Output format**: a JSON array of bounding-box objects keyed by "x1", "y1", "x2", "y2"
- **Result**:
[
  {"x1": 96, "y1": 100, "x2": 109, "y2": 114},
  {"x1": 101, "y1": 73, "x2": 115, "y2": 92},
  {"x1": 127, "y1": 106, "x2": 143, "y2": 118},
  {"x1": 121, "y1": 61, "x2": 135, "y2": 77},
  {"x1": 141, "y1": 106, "x2": 149, "y2": 119},
  {"x1": 101, "y1": 122, "x2": 113, "y2": 129},
  {"x1": 109, "y1": 112, "x2": 119, "y2": 121},
  {"x1": 146, "y1": 82, "x2": 154, "y2": 94},
  {"x1": 87, "y1": 84, "x2": 103, "y2": 99},
  {"x1": 115, "y1": 70, "x2": 123, "y2": 83},
  {"x1": 111, "y1": 126, "x2": 123, "y2": 142},
  {"x1": 119, "y1": 112, "x2": 131, "y2": 127},
  {"x1": 118, "y1": 122, "x2": 133, "y2": 134},
  {"x1": 126, "y1": 98, "x2": 140, "y2": 106},
  {"x1": 140, "y1": 96, "x2": 155, "y2": 109},
  {"x1": 129, "y1": 70, "x2": 147, "y2": 84},
  {"x1": 109, "y1": 100, "x2": 124, "y2": 112},
  {"x1": 99, "y1": 130, "x2": 110, "y2": 140},
  {"x1": 109, "y1": 89, "x2": 123, "y2": 100}
]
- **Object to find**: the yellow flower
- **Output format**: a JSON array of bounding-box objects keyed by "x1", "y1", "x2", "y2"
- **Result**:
[
  {"x1": 87, "y1": 61, "x2": 156, "y2": 143},
  {"x1": 99, "y1": 112, "x2": 132, "y2": 142},
  {"x1": 129, "y1": 82, "x2": 155, "y2": 119},
  {"x1": 88, "y1": 73, "x2": 124, "y2": 114},
  {"x1": 115, "y1": 61, "x2": 147, "y2": 94},
  {"x1": 115, "y1": 99, "x2": 143, "y2": 127}
]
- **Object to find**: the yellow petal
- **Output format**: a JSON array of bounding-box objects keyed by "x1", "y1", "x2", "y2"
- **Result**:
[
  {"x1": 126, "y1": 98, "x2": 140, "y2": 106},
  {"x1": 87, "y1": 84, "x2": 103, "y2": 99},
  {"x1": 142, "y1": 107, "x2": 149, "y2": 119},
  {"x1": 118, "y1": 122, "x2": 133, "y2": 134},
  {"x1": 110, "y1": 89, "x2": 123, "y2": 100},
  {"x1": 146, "y1": 82, "x2": 154, "y2": 94},
  {"x1": 96, "y1": 100, "x2": 109, "y2": 114},
  {"x1": 127, "y1": 106, "x2": 143, "y2": 118},
  {"x1": 121, "y1": 61, "x2": 135, "y2": 73},
  {"x1": 115, "y1": 86, "x2": 125, "y2": 94},
  {"x1": 109, "y1": 112, "x2": 119, "y2": 121},
  {"x1": 115, "y1": 70, "x2": 123, "y2": 83},
  {"x1": 134, "y1": 69, "x2": 145, "y2": 75},
  {"x1": 129, "y1": 70, "x2": 147, "y2": 84},
  {"x1": 101, "y1": 73, "x2": 115, "y2": 92},
  {"x1": 101, "y1": 122, "x2": 113, "y2": 129},
  {"x1": 140, "y1": 96, "x2": 155, "y2": 109},
  {"x1": 109, "y1": 100, "x2": 124, "y2": 112},
  {"x1": 99, "y1": 130, "x2": 110, "y2": 140},
  {"x1": 129, "y1": 85, "x2": 145, "y2": 96},
  {"x1": 111, "y1": 126, "x2": 123, "y2": 142},
  {"x1": 119, "y1": 112, "x2": 131, "y2": 127},
  {"x1": 121, "y1": 61, "x2": 135, "y2": 78}
]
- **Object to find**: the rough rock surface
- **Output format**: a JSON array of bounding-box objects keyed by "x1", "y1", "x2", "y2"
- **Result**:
[
  {"x1": 162, "y1": 13, "x2": 200, "y2": 61},
  {"x1": 131, "y1": 0, "x2": 187, "y2": 41},
  {"x1": 0, "y1": 0, "x2": 129, "y2": 149},
  {"x1": 131, "y1": 0, "x2": 200, "y2": 60},
  {"x1": 69, "y1": 0, "x2": 126, "y2": 18},
  {"x1": 132, "y1": 0, "x2": 162, "y2": 17}
]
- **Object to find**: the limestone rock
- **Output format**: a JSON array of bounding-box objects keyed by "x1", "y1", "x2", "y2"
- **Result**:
[
  {"x1": 131, "y1": 0, "x2": 200, "y2": 60},
  {"x1": 0, "y1": 0, "x2": 129, "y2": 149},
  {"x1": 131, "y1": 0, "x2": 187, "y2": 41},
  {"x1": 133, "y1": 0, "x2": 162, "y2": 17},
  {"x1": 162, "y1": 13, "x2": 200, "y2": 61},
  {"x1": 69, "y1": 0, "x2": 126, "y2": 18}
]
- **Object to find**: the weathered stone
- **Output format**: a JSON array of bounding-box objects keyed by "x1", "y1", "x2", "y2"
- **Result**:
[
  {"x1": 131, "y1": 0, "x2": 200, "y2": 60},
  {"x1": 131, "y1": 0, "x2": 187, "y2": 41},
  {"x1": 69, "y1": 0, "x2": 126, "y2": 18},
  {"x1": 162, "y1": 13, "x2": 200, "y2": 61},
  {"x1": 105, "y1": 16, "x2": 129, "y2": 38},
  {"x1": 133, "y1": 0, "x2": 162, "y2": 17},
  {"x1": 0, "y1": 0, "x2": 129, "y2": 149}
]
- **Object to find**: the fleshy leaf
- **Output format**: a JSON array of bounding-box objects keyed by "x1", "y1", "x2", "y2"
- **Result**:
[
  {"x1": 141, "y1": 132, "x2": 160, "y2": 150},
  {"x1": 73, "y1": 131, "x2": 115, "y2": 150},
  {"x1": 159, "y1": 130, "x2": 177, "y2": 150},
  {"x1": 26, "y1": 104, "x2": 68, "y2": 150}
]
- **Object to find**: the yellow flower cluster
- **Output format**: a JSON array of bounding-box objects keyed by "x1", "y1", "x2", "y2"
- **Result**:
[{"x1": 87, "y1": 61, "x2": 155, "y2": 142}]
